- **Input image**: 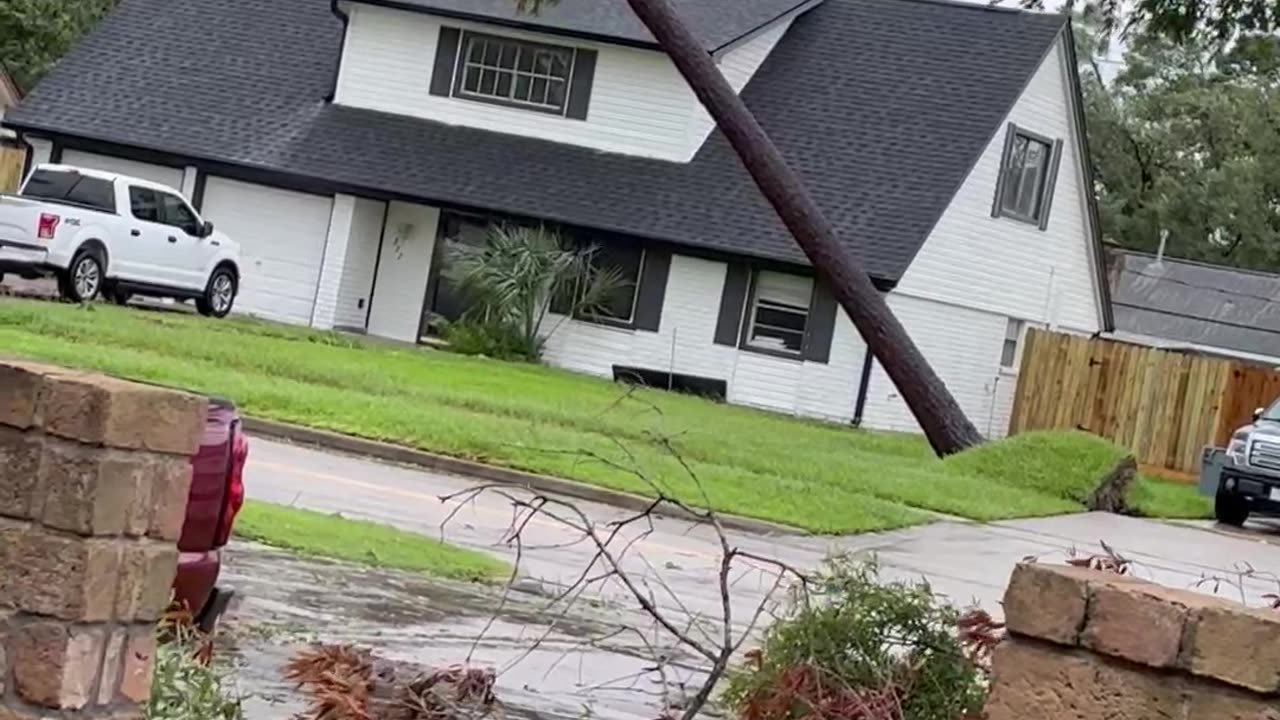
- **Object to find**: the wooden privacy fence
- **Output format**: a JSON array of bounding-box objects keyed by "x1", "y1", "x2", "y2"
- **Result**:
[
  {"x1": 1009, "y1": 329, "x2": 1280, "y2": 478},
  {"x1": 0, "y1": 143, "x2": 24, "y2": 192}
]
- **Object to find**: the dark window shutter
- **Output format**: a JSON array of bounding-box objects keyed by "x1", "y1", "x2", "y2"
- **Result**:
[
  {"x1": 991, "y1": 122, "x2": 1017, "y2": 217},
  {"x1": 714, "y1": 264, "x2": 751, "y2": 346},
  {"x1": 565, "y1": 49, "x2": 597, "y2": 120},
  {"x1": 632, "y1": 248, "x2": 670, "y2": 331},
  {"x1": 430, "y1": 27, "x2": 461, "y2": 97},
  {"x1": 802, "y1": 281, "x2": 838, "y2": 364},
  {"x1": 1038, "y1": 138, "x2": 1065, "y2": 230}
]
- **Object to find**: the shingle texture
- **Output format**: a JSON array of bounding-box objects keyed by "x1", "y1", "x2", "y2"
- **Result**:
[
  {"x1": 374, "y1": 0, "x2": 813, "y2": 50},
  {"x1": 6, "y1": 0, "x2": 1066, "y2": 282},
  {"x1": 1111, "y1": 249, "x2": 1280, "y2": 359}
]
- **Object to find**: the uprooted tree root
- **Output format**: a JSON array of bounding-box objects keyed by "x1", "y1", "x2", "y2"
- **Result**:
[{"x1": 286, "y1": 644, "x2": 498, "y2": 720}]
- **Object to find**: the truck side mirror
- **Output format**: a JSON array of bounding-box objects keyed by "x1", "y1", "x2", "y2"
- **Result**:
[
  {"x1": 1254, "y1": 407, "x2": 1265, "y2": 422},
  {"x1": 200, "y1": 220, "x2": 215, "y2": 238}
]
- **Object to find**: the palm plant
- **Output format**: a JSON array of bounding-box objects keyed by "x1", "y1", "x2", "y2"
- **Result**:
[{"x1": 442, "y1": 223, "x2": 627, "y2": 360}]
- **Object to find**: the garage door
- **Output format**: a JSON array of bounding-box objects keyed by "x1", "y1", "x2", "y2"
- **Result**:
[
  {"x1": 60, "y1": 151, "x2": 185, "y2": 192},
  {"x1": 199, "y1": 178, "x2": 334, "y2": 326}
]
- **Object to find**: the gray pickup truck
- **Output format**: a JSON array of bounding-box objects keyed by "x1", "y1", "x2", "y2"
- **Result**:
[{"x1": 1200, "y1": 400, "x2": 1280, "y2": 526}]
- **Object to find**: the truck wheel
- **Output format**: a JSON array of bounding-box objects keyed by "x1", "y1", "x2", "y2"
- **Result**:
[
  {"x1": 197, "y1": 267, "x2": 237, "y2": 318},
  {"x1": 65, "y1": 249, "x2": 105, "y2": 303},
  {"x1": 1214, "y1": 491, "x2": 1249, "y2": 527}
]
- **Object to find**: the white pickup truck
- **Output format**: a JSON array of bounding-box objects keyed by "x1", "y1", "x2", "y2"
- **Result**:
[{"x1": 0, "y1": 164, "x2": 242, "y2": 317}]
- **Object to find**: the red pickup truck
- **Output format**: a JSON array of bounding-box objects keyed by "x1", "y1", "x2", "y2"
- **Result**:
[{"x1": 173, "y1": 397, "x2": 248, "y2": 631}]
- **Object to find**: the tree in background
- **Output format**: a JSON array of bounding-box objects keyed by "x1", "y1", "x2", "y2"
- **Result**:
[
  {"x1": 0, "y1": 0, "x2": 115, "y2": 90},
  {"x1": 1078, "y1": 20, "x2": 1280, "y2": 269}
]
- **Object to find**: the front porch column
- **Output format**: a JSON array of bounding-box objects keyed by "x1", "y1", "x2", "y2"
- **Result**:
[{"x1": 310, "y1": 194, "x2": 356, "y2": 331}]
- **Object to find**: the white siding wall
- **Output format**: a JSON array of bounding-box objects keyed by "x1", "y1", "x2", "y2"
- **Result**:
[
  {"x1": 685, "y1": 18, "x2": 794, "y2": 151},
  {"x1": 25, "y1": 138, "x2": 53, "y2": 169},
  {"x1": 334, "y1": 197, "x2": 387, "y2": 330},
  {"x1": 59, "y1": 150, "x2": 185, "y2": 192},
  {"x1": 880, "y1": 34, "x2": 1104, "y2": 438},
  {"x1": 366, "y1": 201, "x2": 439, "y2": 342},
  {"x1": 336, "y1": 4, "x2": 697, "y2": 161},
  {"x1": 541, "y1": 254, "x2": 867, "y2": 422},
  {"x1": 859, "y1": 293, "x2": 1012, "y2": 437},
  {"x1": 894, "y1": 35, "x2": 1102, "y2": 335}
]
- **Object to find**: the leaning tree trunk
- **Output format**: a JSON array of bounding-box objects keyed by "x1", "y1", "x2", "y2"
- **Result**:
[{"x1": 624, "y1": 0, "x2": 984, "y2": 455}]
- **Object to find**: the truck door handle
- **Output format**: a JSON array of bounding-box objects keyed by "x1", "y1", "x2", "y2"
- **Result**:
[
  {"x1": 130, "y1": 229, "x2": 141, "y2": 237},
  {"x1": 168, "y1": 236, "x2": 178, "y2": 243}
]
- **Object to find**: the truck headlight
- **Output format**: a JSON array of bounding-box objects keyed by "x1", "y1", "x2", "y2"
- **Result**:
[{"x1": 1228, "y1": 435, "x2": 1249, "y2": 464}]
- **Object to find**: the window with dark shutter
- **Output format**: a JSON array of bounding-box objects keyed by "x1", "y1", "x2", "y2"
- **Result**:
[
  {"x1": 432, "y1": 28, "x2": 596, "y2": 120},
  {"x1": 992, "y1": 123, "x2": 1064, "y2": 229}
]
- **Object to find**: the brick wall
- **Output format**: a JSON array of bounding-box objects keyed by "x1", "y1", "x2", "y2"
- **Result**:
[
  {"x1": 0, "y1": 362, "x2": 206, "y2": 719},
  {"x1": 987, "y1": 563, "x2": 1280, "y2": 719}
]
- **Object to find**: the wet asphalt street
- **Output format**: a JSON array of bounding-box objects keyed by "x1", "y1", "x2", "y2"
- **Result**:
[{"x1": 227, "y1": 436, "x2": 1280, "y2": 720}]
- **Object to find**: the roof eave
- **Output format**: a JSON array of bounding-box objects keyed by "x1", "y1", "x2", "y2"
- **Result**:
[
  {"x1": 342, "y1": 0, "x2": 666, "y2": 49},
  {"x1": 1062, "y1": 20, "x2": 1116, "y2": 333}
]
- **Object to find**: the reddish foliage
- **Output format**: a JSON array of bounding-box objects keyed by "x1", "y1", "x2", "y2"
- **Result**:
[
  {"x1": 286, "y1": 645, "x2": 498, "y2": 720},
  {"x1": 1064, "y1": 541, "x2": 1131, "y2": 575},
  {"x1": 737, "y1": 663, "x2": 904, "y2": 720},
  {"x1": 286, "y1": 644, "x2": 375, "y2": 720},
  {"x1": 956, "y1": 608, "x2": 1005, "y2": 669}
]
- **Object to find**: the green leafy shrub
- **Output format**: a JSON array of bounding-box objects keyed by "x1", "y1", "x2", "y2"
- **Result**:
[
  {"x1": 723, "y1": 557, "x2": 987, "y2": 720},
  {"x1": 146, "y1": 623, "x2": 243, "y2": 720},
  {"x1": 437, "y1": 318, "x2": 541, "y2": 363}
]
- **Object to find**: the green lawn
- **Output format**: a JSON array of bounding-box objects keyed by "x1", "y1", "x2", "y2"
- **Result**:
[
  {"x1": 233, "y1": 500, "x2": 508, "y2": 581},
  {"x1": 0, "y1": 299, "x2": 1210, "y2": 532}
]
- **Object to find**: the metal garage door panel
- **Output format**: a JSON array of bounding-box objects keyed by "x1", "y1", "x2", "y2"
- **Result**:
[
  {"x1": 200, "y1": 178, "x2": 333, "y2": 326},
  {"x1": 60, "y1": 151, "x2": 185, "y2": 192}
]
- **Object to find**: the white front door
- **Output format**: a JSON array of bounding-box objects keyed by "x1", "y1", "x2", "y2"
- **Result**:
[{"x1": 367, "y1": 202, "x2": 440, "y2": 342}]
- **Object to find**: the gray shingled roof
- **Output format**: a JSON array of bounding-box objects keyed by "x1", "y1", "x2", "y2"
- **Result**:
[
  {"x1": 369, "y1": 0, "x2": 817, "y2": 50},
  {"x1": 1111, "y1": 249, "x2": 1280, "y2": 359},
  {"x1": 5, "y1": 0, "x2": 1068, "y2": 282}
]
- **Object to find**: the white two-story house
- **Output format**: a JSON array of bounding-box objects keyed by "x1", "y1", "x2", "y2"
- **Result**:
[{"x1": 3, "y1": 0, "x2": 1111, "y2": 437}]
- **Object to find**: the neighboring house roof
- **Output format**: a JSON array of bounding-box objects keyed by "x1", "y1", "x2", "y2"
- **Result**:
[
  {"x1": 362, "y1": 0, "x2": 819, "y2": 51},
  {"x1": 4, "y1": 0, "x2": 1068, "y2": 283},
  {"x1": 1109, "y1": 248, "x2": 1280, "y2": 359}
]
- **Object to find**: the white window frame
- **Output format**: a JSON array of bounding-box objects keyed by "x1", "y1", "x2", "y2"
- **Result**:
[
  {"x1": 993, "y1": 123, "x2": 1062, "y2": 229},
  {"x1": 1001, "y1": 318, "x2": 1026, "y2": 371},
  {"x1": 452, "y1": 30, "x2": 577, "y2": 116},
  {"x1": 580, "y1": 247, "x2": 646, "y2": 326},
  {"x1": 742, "y1": 270, "x2": 813, "y2": 358}
]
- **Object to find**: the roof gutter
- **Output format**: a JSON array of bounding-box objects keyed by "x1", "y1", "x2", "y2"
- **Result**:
[
  {"x1": 1062, "y1": 21, "x2": 1116, "y2": 332},
  {"x1": 343, "y1": 0, "x2": 663, "y2": 50},
  {"x1": 325, "y1": 0, "x2": 351, "y2": 102}
]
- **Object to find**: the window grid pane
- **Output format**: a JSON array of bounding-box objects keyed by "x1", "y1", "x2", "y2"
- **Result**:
[
  {"x1": 1000, "y1": 132, "x2": 1052, "y2": 222},
  {"x1": 458, "y1": 33, "x2": 572, "y2": 113},
  {"x1": 747, "y1": 271, "x2": 812, "y2": 355}
]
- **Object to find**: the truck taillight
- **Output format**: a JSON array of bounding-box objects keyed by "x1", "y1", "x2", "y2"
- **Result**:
[
  {"x1": 37, "y1": 213, "x2": 60, "y2": 240},
  {"x1": 215, "y1": 422, "x2": 248, "y2": 547}
]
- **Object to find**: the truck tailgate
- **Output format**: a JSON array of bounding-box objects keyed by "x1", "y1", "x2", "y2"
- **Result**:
[{"x1": 0, "y1": 195, "x2": 47, "y2": 248}]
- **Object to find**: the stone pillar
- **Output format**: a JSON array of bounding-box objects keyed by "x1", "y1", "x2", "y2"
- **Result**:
[
  {"x1": 987, "y1": 562, "x2": 1280, "y2": 719},
  {"x1": 0, "y1": 362, "x2": 206, "y2": 720}
]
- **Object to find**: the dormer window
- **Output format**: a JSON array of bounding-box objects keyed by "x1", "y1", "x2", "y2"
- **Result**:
[
  {"x1": 430, "y1": 27, "x2": 598, "y2": 121},
  {"x1": 457, "y1": 33, "x2": 572, "y2": 113}
]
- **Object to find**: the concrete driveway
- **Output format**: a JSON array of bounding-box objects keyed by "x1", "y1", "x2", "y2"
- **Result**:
[
  {"x1": 224, "y1": 437, "x2": 1280, "y2": 720},
  {"x1": 245, "y1": 436, "x2": 1280, "y2": 611}
]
